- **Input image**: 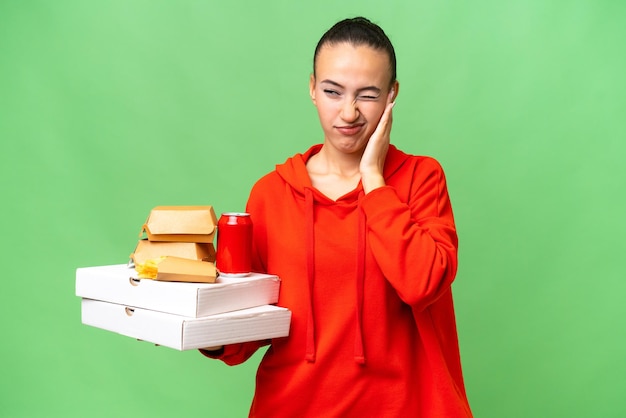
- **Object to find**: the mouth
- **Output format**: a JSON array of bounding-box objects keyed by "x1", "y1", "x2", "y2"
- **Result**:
[{"x1": 335, "y1": 123, "x2": 365, "y2": 136}]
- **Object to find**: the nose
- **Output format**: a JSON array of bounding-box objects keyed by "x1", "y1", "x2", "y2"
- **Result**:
[{"x1": 340, "y1": 98, "x2": 360, "y2": 122}]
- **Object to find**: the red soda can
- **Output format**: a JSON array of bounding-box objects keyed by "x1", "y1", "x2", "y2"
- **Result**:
[{"x1": 216, "y1": 212, "x2": 252, "y2": 277}]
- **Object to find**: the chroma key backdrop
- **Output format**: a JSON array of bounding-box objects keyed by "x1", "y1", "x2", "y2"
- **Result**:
[{"x1": 1, "y1": 1, "x2": 624, "y2": 417}]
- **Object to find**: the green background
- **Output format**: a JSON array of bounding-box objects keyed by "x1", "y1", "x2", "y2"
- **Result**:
[{"x1": 1, "y1": 1, "x2": 624, "y2": 417}]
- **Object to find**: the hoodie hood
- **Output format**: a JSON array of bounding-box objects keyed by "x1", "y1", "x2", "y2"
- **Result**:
[
  {"x1": 276, "y1": 144, "x2": 411, "y2": 199},
  {"x1": 275, "y1": 144, "x2": 412, "y2": 364}
]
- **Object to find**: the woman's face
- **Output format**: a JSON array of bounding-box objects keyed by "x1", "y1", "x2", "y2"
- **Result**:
[{"x1": 310, "y1": 42, "x2": 398, "y2": 155}]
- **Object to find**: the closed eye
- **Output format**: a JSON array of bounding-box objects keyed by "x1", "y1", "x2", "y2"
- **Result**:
[{"x1": 323, "y1": 89, "x2": 341, "y2": 96}]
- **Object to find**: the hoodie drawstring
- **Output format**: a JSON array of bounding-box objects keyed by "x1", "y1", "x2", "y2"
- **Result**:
[
  {"x1": 354, "y1": 192, "x2": 366, "y2": 364},
  {"x1": 304, "y1": 188, "x2": 317, "y2": 363}
]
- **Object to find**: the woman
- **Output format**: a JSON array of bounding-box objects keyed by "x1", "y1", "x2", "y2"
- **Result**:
[{"x1": 202, "y1": 17, "x2": 473, "y2": 417}]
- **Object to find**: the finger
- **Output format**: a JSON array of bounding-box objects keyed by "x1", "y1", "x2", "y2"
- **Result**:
[
  {"x1": 370, "y1": 95, "x2": 396, "y2": 141},
  {"x1": 372, "y1": 105, "x2": 393, "y2": 136},
  {"x1": 372, "y1": 109, "x2": 391, "y2": 139},
  {"x1": 381, "y1": 97, "x2": 395, "y2": 122},
  {"x1": 380, "y1": 101, "x2": 395, "y2": 134}
]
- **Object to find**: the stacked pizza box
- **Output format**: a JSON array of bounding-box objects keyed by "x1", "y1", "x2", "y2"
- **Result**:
[{"x1": 75, "y1": 206, "x2": 291, "y2": 351}]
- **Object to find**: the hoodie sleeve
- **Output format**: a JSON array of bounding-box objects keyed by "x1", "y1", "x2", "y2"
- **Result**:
[
  {"x1": 199, "y1": 340, "x2": 270, "y2": 365},
  {"x1": 360, "y1": 157, "x2": 458, "y2": 312}
]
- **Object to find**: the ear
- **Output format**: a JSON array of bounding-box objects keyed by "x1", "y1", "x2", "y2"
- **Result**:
[
  {"x1": 389, "y1": 80, "x2": 400, "y2": 102},
  {"x1": 309, "y1": 73, "x2": 317, "y2": 105}
]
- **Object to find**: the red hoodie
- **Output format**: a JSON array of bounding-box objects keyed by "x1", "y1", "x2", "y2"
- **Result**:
[{"x1": 203, "y1": 144, "x2": 473, "y2": 417}]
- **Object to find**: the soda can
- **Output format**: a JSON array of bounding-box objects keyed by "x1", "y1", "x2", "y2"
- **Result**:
[{"x1": 216, "y1": 212, "x2": 252, "y2": 277}]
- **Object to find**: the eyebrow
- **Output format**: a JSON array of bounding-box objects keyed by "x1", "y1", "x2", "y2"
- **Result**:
[{"x1": 320, "y1": 79, "x2": 382, "y2": 95}]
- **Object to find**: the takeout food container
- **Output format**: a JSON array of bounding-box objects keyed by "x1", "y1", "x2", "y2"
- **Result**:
[
  {"x1": 135, "y1": 256, "x2": 217, "y2": 283},
  {"x1": 77, "y1": 264, "x2": 290, "y2": 350},
  {"x1": 81, "y1": 299, "x2": 291, "y2": 351},
  {"x1": 140, "y1": 206, "x2": 217, "y2": 243},
  {"x1": 75, "y1": 264, "x2": 281, "y2": 317},
  {"x1": 130, "y1": 239, "x2": 216, "y2": 265}
]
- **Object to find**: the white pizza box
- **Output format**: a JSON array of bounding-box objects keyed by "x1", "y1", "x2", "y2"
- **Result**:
[
  {"x1": 75, "y1": 264, "x2": 280, "y2": 317},
  {"x1": 81, "y1": 299, "x2": 291, "y2": 351}
]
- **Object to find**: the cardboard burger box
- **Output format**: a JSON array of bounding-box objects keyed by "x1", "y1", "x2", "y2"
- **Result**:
[
  {"x1": 76, "y1": 264, "x2": 281, "y2": 317},
  {"x1": 129, "y1": 206, "x2": 218, "y2": 283},
  {"x1": 140, "y1": 206, "x2": 217, "y2": 243},
  {"x1": 131, "y1": 239, "x2": 216, "y2": 265},
  {"x1": 133, "y1": 256, "x2": 218, "y2": 284},
  {"x1": 81, "y1": 299, "x2": 291, "y2": 351}
]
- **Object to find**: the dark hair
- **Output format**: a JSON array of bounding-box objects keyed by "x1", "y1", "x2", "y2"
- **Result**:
[{"x1": 313, "y1": 17, "x2": 397, "y2": 85}]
